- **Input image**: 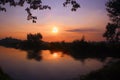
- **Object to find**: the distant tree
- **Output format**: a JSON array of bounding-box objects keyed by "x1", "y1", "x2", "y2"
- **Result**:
[
  {"x1": 103, "y1": 0, "x2": 120, "y2": 42},
  {"x1": 0, "y1": 0, "x2": 80, "y2": 23},
  {"x1": 27, "y1": 33, "x2": 43, "y2": 42},
  {"x1": 80, "y1": 35, "x2": 85, "y2": 42}
]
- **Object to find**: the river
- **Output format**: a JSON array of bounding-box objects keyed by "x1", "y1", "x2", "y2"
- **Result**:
[{"x1": 0, "y1": 46, "x2": 112, "y2": 80}]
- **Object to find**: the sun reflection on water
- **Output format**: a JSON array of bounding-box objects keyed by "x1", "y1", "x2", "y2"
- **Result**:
[
  {"x1": 41, "y1": 50, "x2": 70, "y2": 60},
  {"x1": 52, "y1": 53, "x2": 58, "y2": 58}
]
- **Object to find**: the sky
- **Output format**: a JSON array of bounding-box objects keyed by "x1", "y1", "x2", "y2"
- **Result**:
[{"x1": 0, "y1": 0, "x2": 109, "y2": 42}]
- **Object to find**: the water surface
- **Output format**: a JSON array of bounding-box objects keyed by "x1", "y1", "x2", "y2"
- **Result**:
[{"x1": 0, "y1": 46, "x2": 110, "y2": 80}]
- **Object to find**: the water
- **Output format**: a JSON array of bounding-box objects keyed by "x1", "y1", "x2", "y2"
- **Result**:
[{"x1": 0, "y1": 46, "x2": 110, "y2": 80}]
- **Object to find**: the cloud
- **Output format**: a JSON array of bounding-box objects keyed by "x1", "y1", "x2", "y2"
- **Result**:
[{"x1": 65, "y1": 28, "x2": 100, "y2": 32}]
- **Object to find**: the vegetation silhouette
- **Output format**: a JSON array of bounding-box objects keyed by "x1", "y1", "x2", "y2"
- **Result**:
[
  {"x1": 103, "y1": 0, "x2": 120, "y2": 42},
  {"x1": 0, "y1": 67, "x2": 12, "y2": 80},
  {"x1": 0, "y1": 0, "x2": 80, "y2": 23},
  {"x1": 0, "y1": 33, "x2": 120, "y2": 61},
  {"x1": 49, "y1": 39, "x2": 120, "y2": 60},
  {"x1": 0, "y1": 37, "x2": 21, "y2": 48},
  {"x1": 18, "y1": 33, "x2": 49, "y2": 50},
  {"x1": 79, "y1": 60, "x2": 120, "y2": 80},
  {"x1": 27, "y1": 33, "x2": 43, "y2": 42}
]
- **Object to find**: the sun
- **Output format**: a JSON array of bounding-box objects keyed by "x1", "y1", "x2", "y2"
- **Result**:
[{"x1": 52, "y1": 27, "x2": 58, "y2": 33}]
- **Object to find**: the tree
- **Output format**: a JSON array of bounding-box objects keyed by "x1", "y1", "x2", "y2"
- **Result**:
[
  {"x1": 80, "y1": 35, "x2": 85, "y2": 42},
  {"x1": 0, "y1": 0, "x2": 80, "y2": 23},
  {"x1": 103, "y1": 23, "x2": 118, "y2": 42},
  {"x1": 103, "y1": 0, "x2": 120, "y2": 42},
  {"x1": 27, "y1": 33, "x2": 43, "y2": 42}
]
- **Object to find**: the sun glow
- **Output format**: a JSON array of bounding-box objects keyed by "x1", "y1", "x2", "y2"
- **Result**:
[
  {"x1": 52, "y1": 27, "x2": 58, "y2": 33},
  {"x1": 52, "y1": 53, "x2": 58, "y2": 58}
]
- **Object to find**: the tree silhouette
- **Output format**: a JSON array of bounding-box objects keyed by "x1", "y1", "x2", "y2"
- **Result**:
[
  {"x1": 103, "y1": 23, "x2": 118, "y2": 42},
  {"x1": 80, "y1": 35, "x2": 85, "y2": 42},
  {"x1": 103, "y1": 0, "x2": 120, "y2": 42},
  {"x1": 27, "y1": 33, "x2": 43, "y2": 42},
  {"x1": 0, "y1": 0, "x2": 80, "y2": 23}
]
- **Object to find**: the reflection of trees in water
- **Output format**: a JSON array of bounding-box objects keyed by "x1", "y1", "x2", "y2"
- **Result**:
[
  {"x1": 25, "y1": 49, "x2": 116, "y2": 63},
  {"x1": 27, "y1": 49, "x2": 42, "y2": 61},
  {"x1": 0, "y1": 33, "x2": 119, "y2": 62}
]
